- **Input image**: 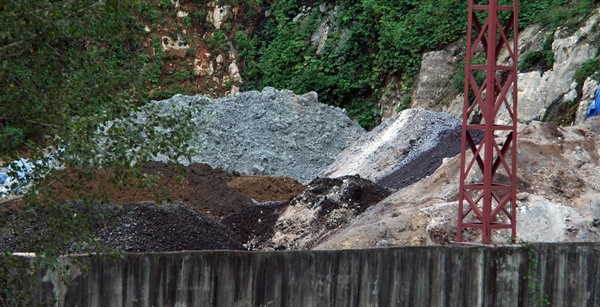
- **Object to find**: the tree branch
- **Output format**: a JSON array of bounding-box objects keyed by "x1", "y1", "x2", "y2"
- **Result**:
[
  {"x1": 0, "y1": 116, "x2": 57, "y2": 128},
  {"x1": 0, "y1": 34, "x2": 37, "y2": 54},
  {"x1": 0, "y1": 0, "x2": 102, "y2": 59},
  {"x1": 0, "y1": 196, "x2": 23, "y2": 207}
]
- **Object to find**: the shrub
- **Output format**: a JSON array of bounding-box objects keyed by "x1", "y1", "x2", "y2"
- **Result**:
[
  {"x1": 182, "y1": 16, "x2": 192, "y2": 28},
  {"x1": 159, "y1": 0, "x2": 171, "y2": 11},
  {"x1": 0, "y1": 126, "x2": 25, "y2": 152},
  {"x1": 139, "y1": 54, "x2": 150, "y2": 64},
  {"x1": 174, "y1": 69, "x2": 193, "y2": 81},
  {"x1": 518, "y1": 36, "x2": 554, "y2": 73},
  {"x1": 574, "y1": 58, "x2": 600, "y2": 84}
]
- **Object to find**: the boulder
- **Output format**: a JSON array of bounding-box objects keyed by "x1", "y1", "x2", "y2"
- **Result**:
[{"x1": 161, "y1": 35, "x2": 189, "y2": 59}]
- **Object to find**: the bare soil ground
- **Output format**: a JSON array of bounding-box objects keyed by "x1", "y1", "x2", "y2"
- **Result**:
[{"x1": 0, "y1": 162, "x2": 307, "y2": 253}]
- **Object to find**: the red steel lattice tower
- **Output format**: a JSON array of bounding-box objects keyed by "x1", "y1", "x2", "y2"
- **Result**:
[{"x1": 458, "y1": 0, "x2": 518, "y2": 244}]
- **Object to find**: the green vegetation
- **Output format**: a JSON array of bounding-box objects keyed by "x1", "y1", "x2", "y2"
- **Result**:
[
  {"x1": 182, "y1": 15, "x2": 192, "y2": 28},
  {"x1": 574, "y1": 58, "x2": 600, "y2": 84},
  {"x1": 0, "y1": 126, "x2": 25, "y2": 153},
  {"x1": 4, "y1": 0, "x2": 592, "y2": 144},
  {"x1": 240, "y1": 0, "x2": 469, "y2": 129},
  {"x1": 396, "y1": 95, "x2": 411, "y2": 113},
  {"x1": 4, "y1": 0, "x2": 590, "y2": 147},
  {"x1": 174, "y1": 68, "x2": 195, "y2": 82},
  {"x1": 0, "y1": 0, "x2": 150, "y2": 155},
  {"x1": 529, "y1": 0, "x2": 599, "y2": 32},
  {"x1": 451, "y1": 56, "x2": 487, "y2": 106},
  {"x1": 523, "y1": 244, "x2": 551, "y2": 307},
  {"x1": 237, "y1": 0, "x2": 597, "y2": 129},
  {"x1": 210, "y1": 29, "x2": 229, "y2": 53},
  {"x1": 0, "y1": 1, "x2": 201, "y2": 303},
  {"x1": 519, "y1": 36, "x2": 555, "y2": 73}
]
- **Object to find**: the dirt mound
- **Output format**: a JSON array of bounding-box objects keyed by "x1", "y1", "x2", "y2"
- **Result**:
[
  {"x1": 321, "y1": 109, "x2": 481, "y2": 190},
  {"x1": 300, "y1": 176, "x2": 392, "y2": 214},
  {"x1": 226, "y1": 176, "x2": 305, "y2": 202},
  {"x1": 221, "y1": 175, "x2": 392, "y2": 251},
  {"x1": 221, "y1": 202, "x2": 288, "y2": 251},
  {"x1": 43, "y1": 162, "x2": 305, "y2": 219},
  {"x1": 174, "y1": 163, "x2": 250, "y2": 218},
  {"x1": 98, "y1": 202, "x2": 243, "y2": 252},
  {"x1": 316, "y1": 119, "x2": 600, "y2": 248},
  {"x1": 148, "y1": 89, "x2": 365, "y2": 183},
  {"x1": 0, "y1": 202, "x2": 243, "y2": 253},
  {"x1": 1, "y1": 162, "x2": 308, "y2": 253},
  {"x1": 258, "y1": 175, "x2": 392, "y2": 250}
]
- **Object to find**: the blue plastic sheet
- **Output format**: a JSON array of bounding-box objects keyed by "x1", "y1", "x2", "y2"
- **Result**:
[
  {"x1": 0, "y1": 147, "x2": 63, "y2": 196},
  {"x1": 8, "y1": 158, "x2": 34, "y2": 181},
  {"x1": 586, "y1": 85, "x2": 600, "y2": 119}
]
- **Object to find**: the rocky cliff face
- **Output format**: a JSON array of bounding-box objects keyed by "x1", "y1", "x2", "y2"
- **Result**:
[
  {"x1": 505, "y1": 10, "x2": 599, "y2": 125},
  {"x1": 141, "y1": 2, "x2": 600, "y2": 127},
  {"x1": 408, "y1": 9, "x2": 600, "y2": 127}
]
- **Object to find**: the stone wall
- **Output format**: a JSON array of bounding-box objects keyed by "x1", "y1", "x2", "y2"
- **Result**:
[{"x1": 17, "y1": 243, "x2": 600, "y2": 306}]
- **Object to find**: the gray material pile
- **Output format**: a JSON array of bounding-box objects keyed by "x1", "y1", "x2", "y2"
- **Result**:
[
  {"x1": 150, "y1": 88, "x2": 365, "y2": 183},
  {"x1": 321, "y1": 108, "x2": 469, "y2": 190}
]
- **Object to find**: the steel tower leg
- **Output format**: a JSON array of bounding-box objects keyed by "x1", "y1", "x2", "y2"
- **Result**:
[{"x1": 458, "y1": 0, "x2": 518, "y2": 244}]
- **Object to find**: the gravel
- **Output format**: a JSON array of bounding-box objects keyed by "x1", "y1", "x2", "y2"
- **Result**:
[
  {"x1": 97, "y1": 202, "x2": 243, "y2": 252},
  {"x1": 147, "y1": 87, "x2": 365, "y2": 183},
  {"x1": 320, "y1": 108, "x2": 478, "y2": 189}
]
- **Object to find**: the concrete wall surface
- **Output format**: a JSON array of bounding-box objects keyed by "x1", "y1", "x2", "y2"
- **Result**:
[{"x1": 15, "y1": 243, "x2": 600, "y2": 306}]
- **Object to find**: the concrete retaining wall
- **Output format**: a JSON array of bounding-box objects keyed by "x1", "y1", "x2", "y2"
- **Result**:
[{"x1": 19, "y1": 243, "x2": 600, "y2": 306}]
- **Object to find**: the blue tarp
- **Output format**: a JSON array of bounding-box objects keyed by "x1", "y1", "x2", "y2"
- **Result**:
[
  {"x1": 586, "y1": 85, "x2": 600, "y2": 119},
  {"x1": 0, "y1": 147, "x2": 63, "y2": 197}
]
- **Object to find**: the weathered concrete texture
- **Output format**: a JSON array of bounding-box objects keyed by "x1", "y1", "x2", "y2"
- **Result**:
[{"x1": 23, "y1": 243, "x2": 600, "y2": 306}]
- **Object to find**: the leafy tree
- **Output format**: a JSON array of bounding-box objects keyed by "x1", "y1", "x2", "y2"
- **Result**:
[
  {"x1": 0, "y1": 0, "x2": 147, "y2": 154},
  {"x1": 0, "y1": 1, "x2": 203, "y2": 303}
]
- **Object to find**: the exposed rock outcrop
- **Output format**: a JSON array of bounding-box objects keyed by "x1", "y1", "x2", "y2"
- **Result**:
[
  {"x1": 408, "y1": 10, "x2": 600, "y2": 126},
  {"x1": 575, "y1": 77, "x2": 599, "y2": 125},
  {"x1": 207, "y1": 2, "x2": 231, "y2": 29},
  {"x1": 411, "y1": 49, "x2": 461, "y2": 111},
  {"x1": 161, "y1": 35, "x2": 189, "y2": 59},
  {"x1": 498, "y1": 10, "x2": 600, "y2": 125}
]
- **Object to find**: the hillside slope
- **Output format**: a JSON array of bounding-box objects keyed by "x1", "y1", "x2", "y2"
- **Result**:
[{"x1": 314, "y1": 118, "x2": 600, "y2": 248}]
